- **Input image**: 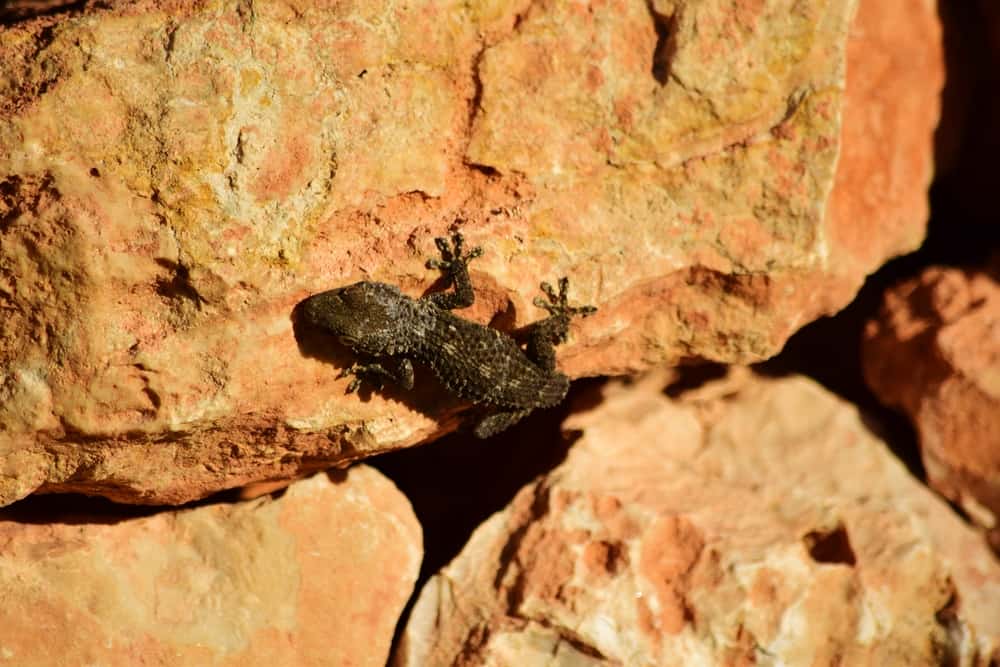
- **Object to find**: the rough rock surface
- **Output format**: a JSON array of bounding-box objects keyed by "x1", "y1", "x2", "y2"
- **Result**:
[
  {"x1": 0, "y1": 0, "x2": 942, "y2": 505},
  {"x1": 0, "y1": 468, "x2": 422, "y2": 666},
  {"x1": 395, "y1": 371, "x2": 1000, "y2": 666},
  {"x1": 864, "y1": 264, "x2": 1000, "y2": 551}
]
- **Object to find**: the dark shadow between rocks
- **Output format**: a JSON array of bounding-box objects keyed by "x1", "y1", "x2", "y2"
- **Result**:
[
  {"x1": 755, "y1": 169, "x2": 1000, "y2": 484},
  {"x1": 0, "y1": 492, "x2": 162, "y2": 526},
  {"x1": 663, "y1": 362, "x2": 729, "y2": 398},
  {"x1": 0, "y1": 0, "x2": 88, "y2": 26},
  {"x1": 0, "y1": 469, "x2": 326, "y2": 527},
  {"x1": 753, "y1": 276, "x2": 925, "y2": 479},
  {"x1": 373, "y1": 376, "x2": 603, "y2": 658}
]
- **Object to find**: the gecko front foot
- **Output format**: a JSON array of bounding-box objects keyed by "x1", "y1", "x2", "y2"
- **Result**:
[
  {"x1": 426, "y1": 232, "x2": 483, "y2": 274},
  {"x1": 337, "y1": 359, "x2": 414, "y2": 393}
]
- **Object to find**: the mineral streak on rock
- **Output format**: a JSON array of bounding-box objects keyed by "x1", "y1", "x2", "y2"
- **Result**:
[{"x1": 0, "y1": 0, "x2": 942, "y2": 505}]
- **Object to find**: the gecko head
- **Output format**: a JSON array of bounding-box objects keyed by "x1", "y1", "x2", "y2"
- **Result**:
[{"x1": 301, "y1": 282, "x2": 409, "y2": 355}]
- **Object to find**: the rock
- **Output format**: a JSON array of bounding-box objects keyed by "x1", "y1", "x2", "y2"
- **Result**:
[
  {"x1": 395, "y1": 371, "x2": 1000, "y2": 666},
  {"x1": 0, "y1": 468, "x2": 422, "y2": 666},
  {"x1": 863, "y1": 264, "x2": 1000, "y2": 550},
  {"x1": 825, "y1": 0, "x2": 943, "y2": 281},
  {"x1": 0, "y1": 0, "x2": 942, "y2": 505}
]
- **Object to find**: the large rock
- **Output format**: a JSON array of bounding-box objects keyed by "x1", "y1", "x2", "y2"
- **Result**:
[
  {"x1": 863, "y1": 264, "x2": 1000, "y2": 551},
  {"x1": 395, "y1": 371, "x2": 1000, "y2": 666},
  {"x1": 0, "y1": 468, "x2": 422, "y2": 666},
  {"x1": 0, "y1": 0, "x2": 942, "y2": 505}
]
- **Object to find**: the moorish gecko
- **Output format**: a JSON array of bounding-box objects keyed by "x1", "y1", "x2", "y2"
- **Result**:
[{"x1": 300, "y1": 233, "x2": 595, "y2": 437}]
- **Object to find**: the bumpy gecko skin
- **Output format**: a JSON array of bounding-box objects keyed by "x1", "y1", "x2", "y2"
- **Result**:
[{"x1": 300, "y1": 233, "x2": 595, "y2": 438}]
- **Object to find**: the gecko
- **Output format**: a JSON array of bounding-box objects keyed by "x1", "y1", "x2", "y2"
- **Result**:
[{"x1": 300, "y1": 232, "x2": 596, "y2": 438}]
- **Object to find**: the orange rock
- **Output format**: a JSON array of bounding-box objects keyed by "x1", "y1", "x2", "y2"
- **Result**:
[
  {"x1": 825, "y1": 0, "x2": 943, "y2": 278},
  {"x1": 395, "y1": 371, "x2": 1000, "y2": 665},
  {"x1": 0, "y1": 0, "x2": 942, "y2": 505},
  {"x1": 0, "y1": 469, "x2": 421, "y2": 666},
  {"x1": 864, "y1": 264, "x2": 1000, "y2": 551}
]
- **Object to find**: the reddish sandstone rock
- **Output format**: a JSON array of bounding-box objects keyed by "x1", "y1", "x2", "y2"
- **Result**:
[
  {"x1": 0, "y1": 0, "x2": 942, "y2": 505},
  {"x1": 0, "y1": 468, "x2": 422, "y2": 666},
  {"x1": 864, "y1": 264, "x2": 1000, "y2": 549},
  {"x1": 395, "y1": 372, "x2": 1000, "y2": 665},
  {"x1": 825, "y1": 0, "x2": 942, "y2": 281}
]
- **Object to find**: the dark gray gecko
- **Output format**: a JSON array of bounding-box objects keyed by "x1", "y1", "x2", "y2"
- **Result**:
[{"x1": 300, "y1": 232, "x2": 596, "y2": 438}]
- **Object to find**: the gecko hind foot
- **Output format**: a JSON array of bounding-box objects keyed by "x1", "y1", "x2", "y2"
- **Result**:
[{"x1": 534, "y1": 277, "x2": 597, "y2": 320}]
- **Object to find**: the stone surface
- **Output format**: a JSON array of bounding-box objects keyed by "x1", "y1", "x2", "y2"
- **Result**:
[
  {"x1": 0, "y1": 0, "x2": 942, "y2": 505},
  {"x1": 824, "y1": 0, "x2": 942, "y2": 281},
  {"x1": 395, "y1": 371, "x2": 1000, "y2": 666},
  {"x1": 0, "y1": 468, "x2": 422, "y2": 666},
  {"x1": 864, "y1": 264, "x2": 1000, "y2": 550}
]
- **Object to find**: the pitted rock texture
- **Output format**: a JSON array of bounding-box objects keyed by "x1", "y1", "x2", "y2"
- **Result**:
[
  {"x1": 864, "y1": 264, "x2": 1000, "y2": 551},
  {"x1": 395, "y1": 371, "x2": 1000, "y2": 666},
  {"x1": 0, "y1": 0, "x2": 941, "y2": 505},
  {"x1": 0, "y1": 468, "x2": 422, "y2": 666}
]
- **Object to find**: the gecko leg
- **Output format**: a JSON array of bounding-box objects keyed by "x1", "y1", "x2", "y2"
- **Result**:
[
  {"x1": 338, "y1": 358, "x2": 414, "y2": 393},
  {"x1": 425, "y1": 232, "x2": 483, "y2": 310},
  {"x1": 473, "y1": 408, "x2": 532, "y2": 439},
  {"x1": 526, "y1": 277, "x2": 596, "y2": 372}
]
